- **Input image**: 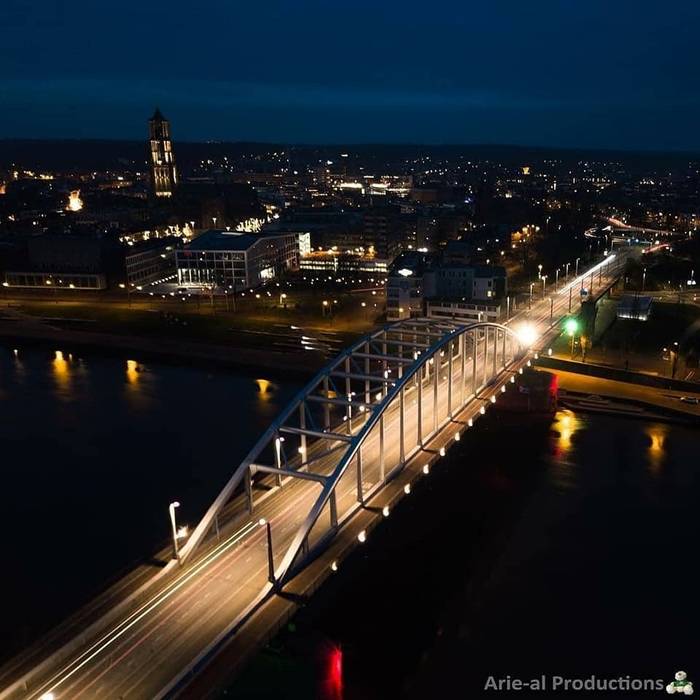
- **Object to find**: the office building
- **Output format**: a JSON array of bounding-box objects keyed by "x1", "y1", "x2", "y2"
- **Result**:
[{"x1": 175, "y1": 229, "x2": 299, "y2": 289}]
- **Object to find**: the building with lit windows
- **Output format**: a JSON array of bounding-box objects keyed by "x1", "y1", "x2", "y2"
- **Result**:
[
  {"x1": 148, "y1": 108, "x2": 178, "y2": 198},
  {"x1": 124, "y1": 237, "x2": 180, "y2": 287},
  {"x1": 175, "y1": 229, "x2": 299, "y2": 289}
]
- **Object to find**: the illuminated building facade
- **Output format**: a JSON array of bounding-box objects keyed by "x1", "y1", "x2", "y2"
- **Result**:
[
  {"x1": 148, "y1": 108, "x2": 178, "y2": 197},
  {"x1": 176, "y1": 229, "x2": 299, "y2": 289}
]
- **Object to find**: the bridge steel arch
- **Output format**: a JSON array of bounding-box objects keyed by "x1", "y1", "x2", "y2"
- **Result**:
[{"x1": 178, "y1": 318, "x2": 525, "y2": 585}]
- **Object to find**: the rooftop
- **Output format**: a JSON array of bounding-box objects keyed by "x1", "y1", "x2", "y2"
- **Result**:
[{"x1": 185, "y1": 229, "x2": 292, "y2": 252}]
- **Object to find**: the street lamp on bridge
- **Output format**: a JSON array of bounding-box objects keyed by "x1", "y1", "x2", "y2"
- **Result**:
[{"x1": 169, "y1": 501, "x2": 181, "y2": 561}]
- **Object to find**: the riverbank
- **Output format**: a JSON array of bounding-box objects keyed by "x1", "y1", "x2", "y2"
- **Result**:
[{"x1": 0, "y1": 322, "x2": 325, "y2": 379}]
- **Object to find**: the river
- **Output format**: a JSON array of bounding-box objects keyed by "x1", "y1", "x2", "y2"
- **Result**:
[
  {"x1": 0, "y1": 346, "x2": 697, "y2": 698},
  {"x1": 0, "y1": 345, "x2": 301, "y2": 661}
]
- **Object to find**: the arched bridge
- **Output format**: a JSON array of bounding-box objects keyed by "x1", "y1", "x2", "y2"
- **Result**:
[
  {"x1": 180, "y1": 319, "x2": 526, "y2": 584},
  {"x1": 2, "y1": 252, "x2": 630, "y2": 700}
]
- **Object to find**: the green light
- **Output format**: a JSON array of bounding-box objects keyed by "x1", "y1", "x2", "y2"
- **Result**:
[{"x1": 565, "y1": 318, "x2": 578, "y2": 336}]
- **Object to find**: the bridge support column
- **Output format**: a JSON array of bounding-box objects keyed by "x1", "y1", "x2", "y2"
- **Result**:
[
  {"x1": 299, "y1": 403, "x2": 307, "y2": 460},
  {"x1": 400, "y1": 386, "x2": 405, "y2": 465},
  {"x1": 472, "y1": 330, "x2": 477, "y2": 396},
  {"x1": 356, "y1": 448, "x2": 364, "y2": 504},
  {"x1": 379, "y1": 413, "x2": 385, "y2": 481},
  {"x1": 417, "y1": 374, "x2": 423, "y2": 446},
  {"x1": 382, "y1": 338, "x2": 388, "y2": 398},
  {"x1": 492, "y1": 328, "x2": 498, "y2": 377},
  {"x1": 345, "y1": 357, "x2": 352, "y2": 434},
  {"x1": 245, "y1": 466, "x2": 253, "y2": 514},
  {"x1": 364, "y1": 341, "x2": 370, "y2": 404},
  {"x1": 460, "y1": 332, "x2": 466, "y2": 406},
  {"x1": 447, "y1": 340, "x2": 453, "y2": 418},
  {"x1": 483, "y1": 328, "x2": 489, "y2": 388},
  {"x1": 266, "y1": 521, "x2": 275, "y2": 585},
  {"x1": 501, "y1": 328, "x2": 507, "y2": 368},
  {"x1": 274, "y1": 432, "x2": 283, "y2": 487},
  {"x1": 433, "y1": 355, "x2": 438, "y2": 433},
  {"x1": 330, "y1": 490, "x2": 338, "y2": 528},
  {"x1": 322, "y1": 377, "x2": 330, "y2": 430}
]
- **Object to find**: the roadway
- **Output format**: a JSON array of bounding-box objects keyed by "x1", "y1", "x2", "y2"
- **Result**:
[{"x1": 0, "y1": 252, "x2": 631, "y2": 700}]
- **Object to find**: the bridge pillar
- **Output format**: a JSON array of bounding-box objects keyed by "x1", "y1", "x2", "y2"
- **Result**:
[
  {"x1": 379, "y1": 413, "x2": 385, "y2": 481},
  {"x1": 432, "y1": 355, "x2": 438, "y2": 432},
  {"x1": 501, "y1": 328, "x2": 507, "y2": 368},
  {"x1": 274, "y1": 432, "x2": 283, "y2": 486},
  {"x1": 330, "y1": 490, "x2": 338, "y2": 528},
  {"x1": 472, "y1": 330, "x2": 477, "y2": 396},
  {"x1": 356, "y1": 448, "x2": 364, "y2": 504},
  {"x1": 322, "y1": 377, "x2": 330, "y2": 430},
  {"x1": 460, "y1": 332, "x2": 466, "y2": 406},
  {"x1": 448, "y1": 339, "x2": 453, "y2": 418},
  {"x1": 400, "y1": 386, "x2": 406, "y2": 465},
  {"x1": 492, "y1": 328, "x2": 498, "y2": 376},
  {"x1": 245, "y1": 466, "x2": 253, "y2": 514},
  {"x1": 299, "y1": 403, "x2": 307, "y2": 460},
  {"x1": 417, "y1": 374, "x2": 423, "y2": 446},
  {"x1": 364, "y1": 341, "x2": 370, "y2": 404}
]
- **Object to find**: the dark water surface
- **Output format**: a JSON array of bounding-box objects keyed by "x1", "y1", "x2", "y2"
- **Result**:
[
  {"x1": 0, "y1": 346, "x2": 301, "y2": 660},
  {"x1": 234, "y1": 411, "x2": 699, "y2": 699},
  {"x1": 1, "y1": 345, "x2": 697, "y2": 698}
]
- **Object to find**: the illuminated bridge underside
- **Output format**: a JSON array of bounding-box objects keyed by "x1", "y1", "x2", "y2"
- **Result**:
[{"x1": 180, "y1": 319, "x2": 525, "y2": 582}]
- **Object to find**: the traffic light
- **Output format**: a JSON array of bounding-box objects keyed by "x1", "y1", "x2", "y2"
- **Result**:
[{"x1": 564, "y1": 317, "x2": 578, "y2": 336}]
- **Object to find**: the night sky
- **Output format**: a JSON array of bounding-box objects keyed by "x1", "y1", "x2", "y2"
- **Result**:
[{"x1": 1, "y1": 0, "x2": 699, "y2": 149}]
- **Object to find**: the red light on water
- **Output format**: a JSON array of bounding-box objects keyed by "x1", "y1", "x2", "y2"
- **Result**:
[
  {"x1": 322, "y1": 644, "x2": 343, "y2": 699},
  {"x1": 330, "y1": 645, "x2": 343, "y2": 687}
]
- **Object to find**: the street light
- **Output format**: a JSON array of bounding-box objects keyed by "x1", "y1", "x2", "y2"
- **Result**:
[
  {"x1": 642, "y1": 267, "x2": 647, "y2": 292},
  {"x1": 575, "y1": 257, "x2": 580, "y2": 276},
  {"x1": 529, "y1": 282, "x2": 534, "y2": 309},
  {"x1": 565, "y1": 317, "x2": 579, "y2": 359},
  {"x1": 169, "y1": 501, "x2": 181, "y2": 560},
  {"x1": 541, "y1": 275, "x2": 547, "y2": 298},
  {"x1": 515, "y1": 322, "x2": 538, "y2": 348}
]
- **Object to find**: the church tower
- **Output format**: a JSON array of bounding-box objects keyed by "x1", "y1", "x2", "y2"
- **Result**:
[{"x1": 148, "y1": 108, "x2": 178, "y2": 198}]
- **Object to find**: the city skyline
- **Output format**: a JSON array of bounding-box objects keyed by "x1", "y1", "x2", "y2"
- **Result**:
[{"x1": 2, "y1": 0, "x2": 700, "y2": 150}]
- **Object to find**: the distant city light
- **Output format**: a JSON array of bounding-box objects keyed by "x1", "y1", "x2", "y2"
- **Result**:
[{"x1": 66, "y1": 189, "x2": 83, "y2": 212}]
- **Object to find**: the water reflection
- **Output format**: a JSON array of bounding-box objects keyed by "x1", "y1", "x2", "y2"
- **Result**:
[
  {"x1": 256, "y1": 378, "x2": 273, "y2": 401},
  {"x1": 646, "y1": 423, "x2": 668, "y2": 476},
  {"x1": 126, "y1": 359, "x2": 139, "y2": 384},
  {"x1": 52, "y1": 350, "x2": 70, "y2": 394},
  {"x1": 552, "y1": 409, "x2": 582, "y2": 457},
  {"x1": 549, "y1": 409, "x2": 584, "y2": 492}
]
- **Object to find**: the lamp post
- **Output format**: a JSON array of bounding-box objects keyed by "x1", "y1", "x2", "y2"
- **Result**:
[
  {"x1": 575, "y1": 257, "x2": 580, "y2": 277},
  {"x1": 642, "y1": 267, "x2": 647, "y2": 292},
  {"x1": 541, "y1": 275, "x2": 547, "y2": 299},
  {"x1": 555, "y1": 268, "x2": 559, "y2": 292},
  {"x1": 119, "y1": 282, "x2": 133, "y2": 308},
  {"x1": 529, "y1": 282, "x2": 534, "y2": 310},
  {"x1": 169, "y1": 501, "x2": 181, "y2": 560},
  {"x1": 565, "y1": 262, "x2": 570, "y2": 280}
]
